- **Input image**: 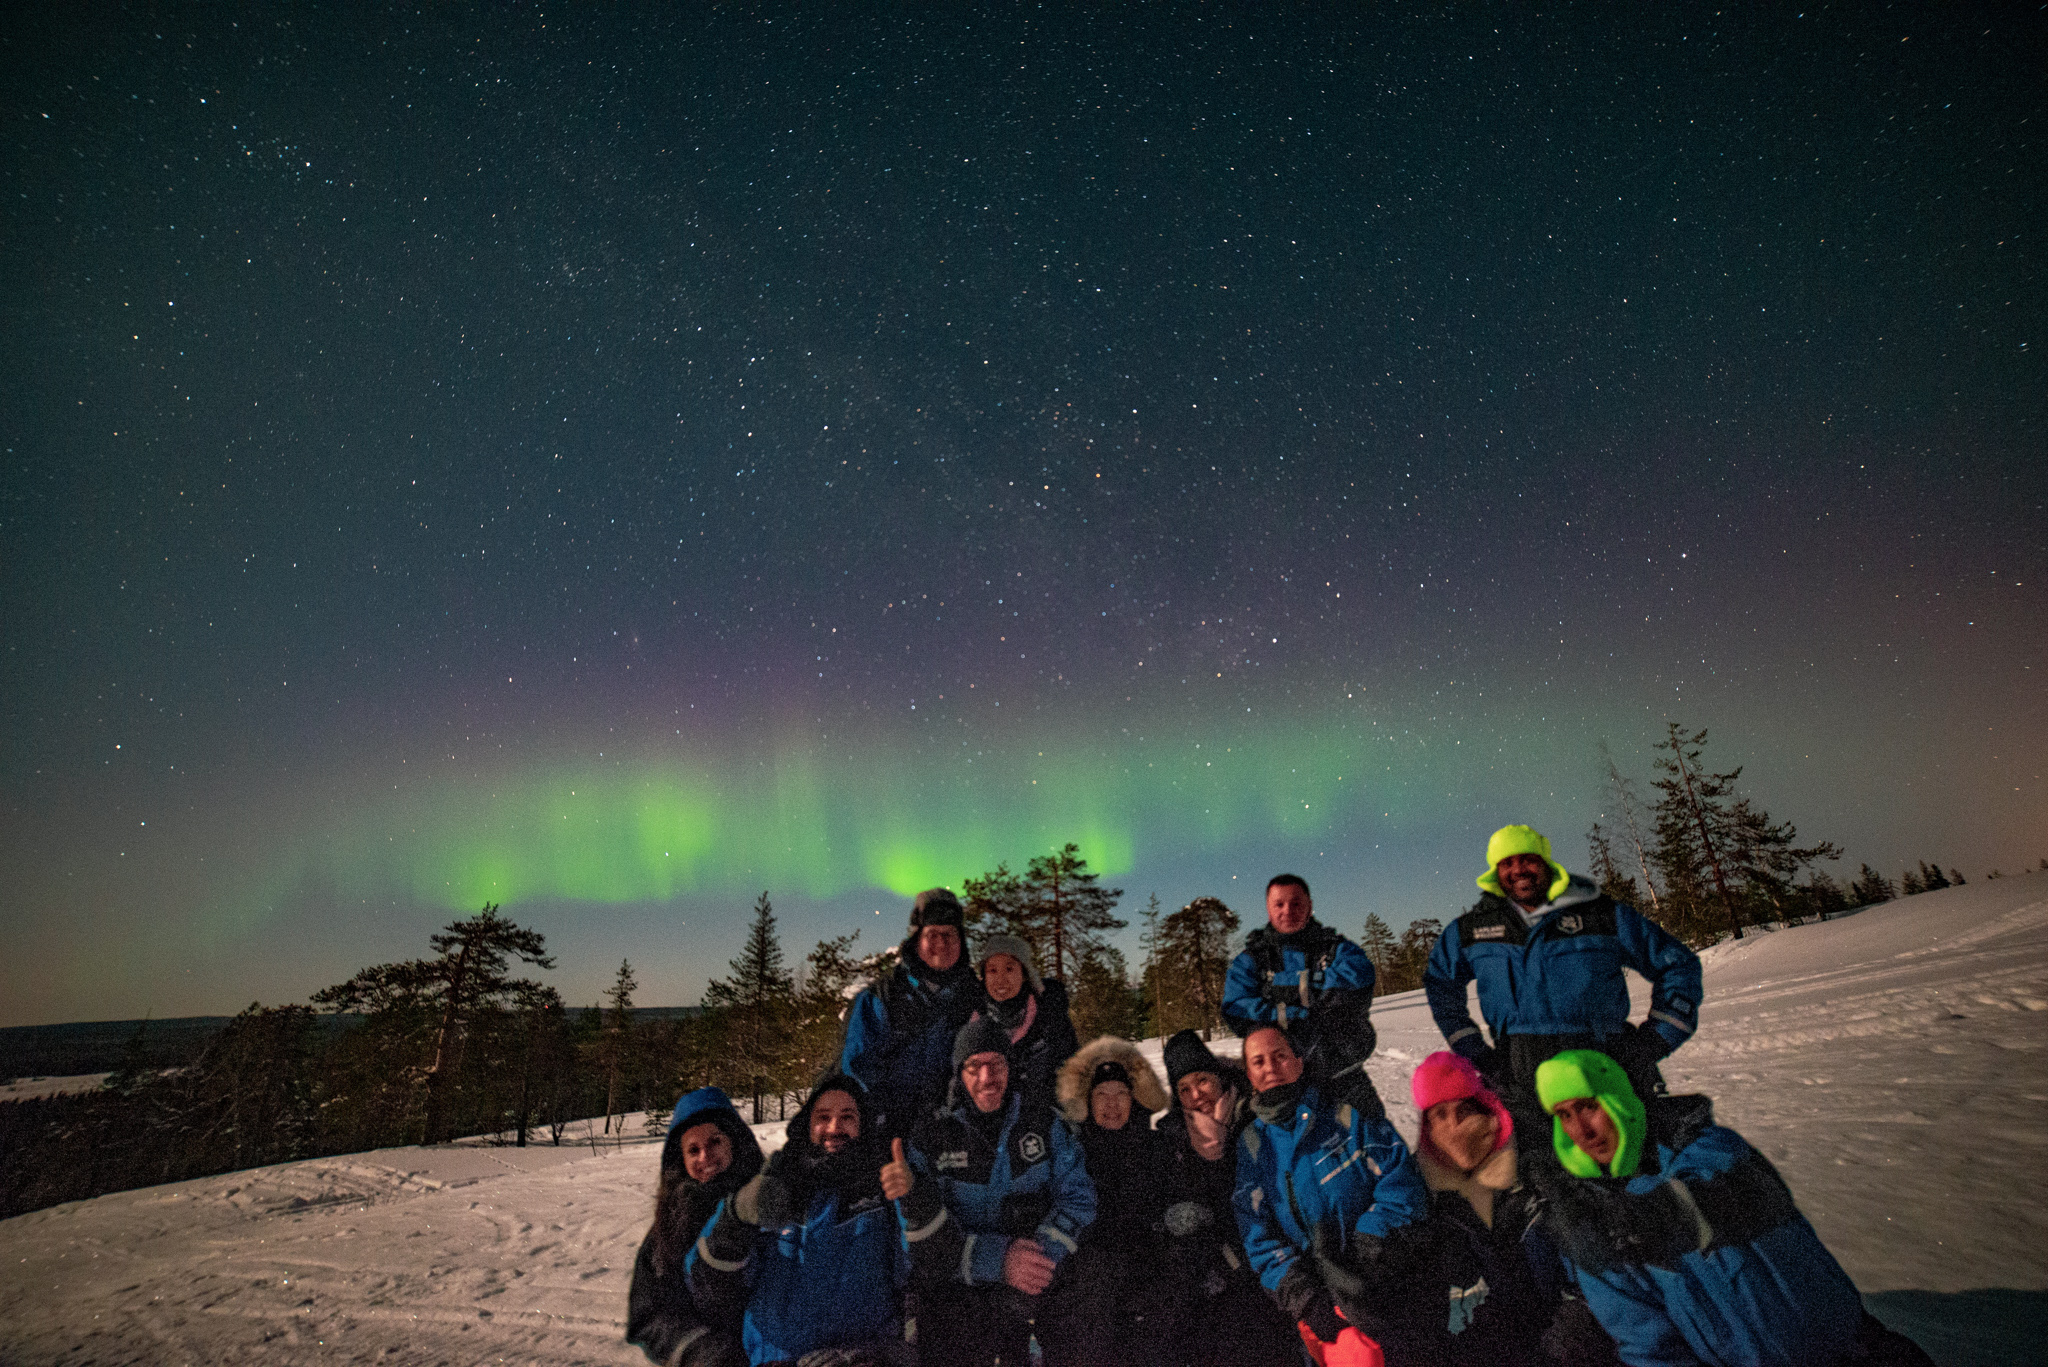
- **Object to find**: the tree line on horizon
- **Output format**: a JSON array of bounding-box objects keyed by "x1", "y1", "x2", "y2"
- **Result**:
[{"x1": 4, "y1": 745, "x2": 2036, "y2": 1221}]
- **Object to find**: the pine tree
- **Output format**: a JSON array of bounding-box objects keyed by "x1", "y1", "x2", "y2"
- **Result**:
[
  {"x1": 600, "y1": 960, "x2": 638, "y2": 1136},
  {"x1": 1586, "y1": 821, "x2": 1645, "y2": 906},
  {"x1": 1848, "y1": 864, "x2": 1896, "y2": 906},
  {"x1": 1599, "y1": 741, "x2": 1662, "y2": 916},
  {"x1": 1649, "y1": 725, "x2": 1839, "y2": 943},
  {"x1": 1379, "y1": 919, "x2": 1442, "y2": 995},
  {"x1": 311, "y1": 903, "x2": 556, "y2": 1146},
  {"x1": 1157, "y1": 896, "x2": 1240, "y2": 1039},
  {"x1": 1011, "y1": 844, "x2": 1126, "y2": 981},
  {"x1": 703, "y1": 891, "x2": 795, "y2": 1122},
  {"x1": 787, "y1": 930, "x2": 868, "y2": 1085},
  {"x1": 1357, "y1": 913, "x2": 1399, "y2": 986},
  {"x1": 1139, "y1": 894, "x2": 1165, "y2": 1043},
  {"x1": 1070, "y1": 946, "x2": 1147, "y2": 1041},
  {"x1": 961, "y1": 862, "x2": 1026, "y2": 954},
  {"x1": 1919, "y1": 862, "x2": 1951, "y2": 891}
]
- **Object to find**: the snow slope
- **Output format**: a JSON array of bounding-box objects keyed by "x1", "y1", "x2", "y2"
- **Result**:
[{"x1": 2, "y1": 874, "x2": 2044, "y2": 1365}]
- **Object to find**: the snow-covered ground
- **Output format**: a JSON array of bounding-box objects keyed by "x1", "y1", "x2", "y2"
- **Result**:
[
  {"x1": 0, "y1": 1073, "x2": 111, "y2": 1102},
  {"x1": 2, "y1": 875, "x2": 2043, "y2": 1365}
]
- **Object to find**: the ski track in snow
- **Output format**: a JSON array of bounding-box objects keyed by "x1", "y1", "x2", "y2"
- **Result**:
[{"x1": 2, "y1": 875, "x2": 2043, "y2": 1364}]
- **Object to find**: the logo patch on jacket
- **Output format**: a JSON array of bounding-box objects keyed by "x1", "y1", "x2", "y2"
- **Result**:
[
  {"x1": 1473, "y1": 925, "x2": 1506, "y2": 940},
  {"x1": 936, "y1": 1149, "x2": 970, "y2": 1172},
  {"x1": 1557, "y1": 913, "x2": 1583, "y2": 934},
  {"x1": 1015, "y1": 1130, "x2": 1047, "y2": 1163}
]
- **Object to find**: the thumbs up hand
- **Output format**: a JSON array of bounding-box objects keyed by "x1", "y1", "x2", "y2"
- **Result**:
[{"x1": 881, "y1": 1137, "x2": 916, "y2": 1201}]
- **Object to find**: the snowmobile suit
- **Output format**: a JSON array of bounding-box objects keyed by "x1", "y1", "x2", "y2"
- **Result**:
[
  {"x1": 1223, "y1": 922, "x2": 1380, "y2": 1108},
  {"x1": 1233, "y1": 1082, "x2": 1430, "y2": 1353},
  {"x1": 838, "y1": 934, "x2": 979, "y2": 1139},
  {"x1": 899, "y1": 1085, "x2": 1108, "y2": 1367},
  {"x1": 687, "y1": 1076, "x2": 909, "y2": 1365},
  {"x1": 1537, "y1": 1059, "x2": 1866, "y2": 1367},
  {"x1": 1424, "y1": 876, "x2": 1700, "y2": 1097}
]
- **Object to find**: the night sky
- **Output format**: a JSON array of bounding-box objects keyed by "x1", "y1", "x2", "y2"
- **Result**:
[{"x1": 5, "y1": 5, "x2": 2042, "y2": 1028}]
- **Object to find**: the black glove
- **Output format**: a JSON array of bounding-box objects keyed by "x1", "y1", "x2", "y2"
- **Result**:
[
  {"x1": 1277, "y1": 1261, "x2": 1343, "y2": 1343},
  {"x1": 732, "y1": 1149, "x2": 801, "y2": 1230},
  {"x1": 1264, "y1": 981, "x2": 1306, "y2": 1007},
  {"x1": 1615, "y1": 1024, "x2": 1673, "y2": 1079},
  {"x1": 1461, "y1": 1040, "x2": 1503, "y2": 1085}
]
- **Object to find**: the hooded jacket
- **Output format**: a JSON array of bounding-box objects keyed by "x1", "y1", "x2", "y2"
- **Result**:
[
  {"x1": 627, "y1": 1088, "x2": 765, "y2": 1367},
  {"x1": 1232, "y1": 1082, "x2": 1430, "y2": 1339},
  {"x1": 1424, "y1": 875, "x2": 1701, "y2": 1076},
  {"x1": 1056, "y1": 1036, "x2": 1169, "y2": 1254},
  {"x1": 1222, "y1": 921, "x2": 1378, "y2": 1069},
  {"x1": 839, "y1": 933, "x2": 980, "y2": 1137},
  {"x1": 900, "y1": 1078, "x2": 1098, "y2": 1287},
  {"x1": 686, "y1": 1075, "x2": 907, "y2": 1365},
  {"x1": 1537, "y1": 1055, "x2": 1863, "y2": 1367}
]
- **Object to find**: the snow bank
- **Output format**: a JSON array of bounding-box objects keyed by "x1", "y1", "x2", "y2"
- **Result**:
[{"x1": 2, "y1": 874, "x2": 2042, "y2": 1365}]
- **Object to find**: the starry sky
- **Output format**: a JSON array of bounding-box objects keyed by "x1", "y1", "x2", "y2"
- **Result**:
[{"x1": 4, "y1": 4, "x2": 2042, "y2": 1028}]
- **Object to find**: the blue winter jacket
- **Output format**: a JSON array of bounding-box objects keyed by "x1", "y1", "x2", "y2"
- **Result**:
[
  {"x1": 688, "y1": 1182, "x2": 906, "y2": 1365},
  {"x1": 1424, "y1": 876, "x2": 1701, "y2": 1058},
  {"x1": 839, "y1": 938, "x2": 980, "y2": 1136},
  {"x1": 1222, "y1": 921, "x2": 1377, "y2": 1050},
  {"x1": 1564, "y1": 1117, "x2": 1864, "y2": 1366},
  {"x1": 1232, "y1": 1083, "x2": 1431, "y2": 1307},
  {"x1": 902, "y1": 1087, "x2": 1097, "y2": 1286}
]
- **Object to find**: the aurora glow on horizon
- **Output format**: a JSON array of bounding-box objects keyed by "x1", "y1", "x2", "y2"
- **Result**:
[{"x1": 5, "y1": 6, "x2": 2041, "y2": 1027}]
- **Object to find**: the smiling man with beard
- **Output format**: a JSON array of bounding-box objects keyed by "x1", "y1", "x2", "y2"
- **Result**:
[{"x1": 688, "y1": 1074, "x2": 911, "y2": 1366}]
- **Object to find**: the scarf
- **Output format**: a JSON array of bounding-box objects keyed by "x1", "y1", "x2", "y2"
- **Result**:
[
  {"x1": 1251, "y1": 1078, "x2": 1307, "y2": 1126},
  {"x1": 1184, "y1": 1085, "x2": 1238, "y2": 1162},
  {"x1": 982, "y1": 990, "x2": 1038, "y2": 1043}
]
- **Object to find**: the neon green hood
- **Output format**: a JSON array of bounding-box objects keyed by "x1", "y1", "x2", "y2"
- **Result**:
[
  {"x1": 1536, "y1": 1049, "x2": 1646, "y2": 1179},
  {"x1": 1477, "y1": 823, "x2": 1571, "y2": 902}
]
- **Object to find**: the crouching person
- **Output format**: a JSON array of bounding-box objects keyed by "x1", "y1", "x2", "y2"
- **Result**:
[
  {"x1": 893, "y1": 1016, "x2": 1110, "y2": 1367},
  {"x1": 688, "y1": 1075, "x2": 910, "y2": 1366},
  {"x1": 1535, "y1": 1050, "x2": 1933, "y2": 1367},
  {"x1": 1155, "y1": 1030, "x2": 1298, "y2": 1367},
  {"x1": 1234, "y1": 1025, "x2": 1430, "y2": 1367},
  {"x1": 1409, "y1": 1051, "x2": 1619, "y2": 1366},
  {"x1": 628, "y1": 1088, "x2": 765, "y2": 1367}
]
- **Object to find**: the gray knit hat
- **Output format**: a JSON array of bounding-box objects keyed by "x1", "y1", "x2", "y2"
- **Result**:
[{"x1": 977, "y1": 933, "x2": 1044, "y2": 995}]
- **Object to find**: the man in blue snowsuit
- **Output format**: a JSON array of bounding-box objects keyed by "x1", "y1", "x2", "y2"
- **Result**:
[
  {"x1": 1425, "y1": 824, "x2": 1702, "y2": 1109},
  {"x1": 839, "y1": 887, "x2": 980, "y2": 1140},
  {"x1": 893, "y1": 1015, "x2": 1109, "y2": 1367},
  {"x1": 1535, "y1": 1050, "x2": 1933, "y2": 1367},
  {"x1": 1233, "y1": 1023, "x2": 1432, "y2": 1366},
  {"x1": 687, "y1": 1073, "x2": 911, "y2": 1365},
  {"x1": 1222, "y1": 875, "x2": 1381, "y2": 1108}
]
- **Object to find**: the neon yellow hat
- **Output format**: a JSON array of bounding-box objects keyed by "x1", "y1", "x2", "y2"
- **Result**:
[
  {"x1": 1535, "y1": 1049, "x2": 1646, "y2": 1179},
  {"x1": 1477, "y1": 824, "x2": 1571, "y2": 902}
]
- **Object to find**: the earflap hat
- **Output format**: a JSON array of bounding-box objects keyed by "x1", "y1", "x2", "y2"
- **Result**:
[
  {"x1": 1536, "y1": 1049, "x2": 1648, "y2": 1179},
  {"x1": 1478, "y1": 823, "x2": 1571, "y2": 902}
]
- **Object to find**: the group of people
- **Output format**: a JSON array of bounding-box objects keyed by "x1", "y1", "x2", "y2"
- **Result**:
[{"x1": 629, "y1": 827, "x2": 1935, "y2": 1367}]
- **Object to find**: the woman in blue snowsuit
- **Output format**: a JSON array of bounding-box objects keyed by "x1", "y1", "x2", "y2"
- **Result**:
[
  {"x1": 626, "y1": 1088, "x2": 764, "y2": 1367},
  {"x1": 1535, "y1": 1050, "x2": 1933, "y2": 1367},
  {"x1": 688, "y1": 1074, "x2": 911, "y2": 1365},
  {"x1": 1233, "y1": 1024, "x2": 1431, "y2": 1366}
]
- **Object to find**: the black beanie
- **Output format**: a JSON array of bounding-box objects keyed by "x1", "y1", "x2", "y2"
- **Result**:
[
  {"x1": 1089, "y1": 1060, "x2": 1133, "y2": 1092},
  {"x1": 911, "y1": 887, "x2": 966, "y2": 931},
  {"x1": 1164, "y1": 1028, "x2": 1223, "y2": 1093},
  {"x1": 952, "y1": 1014, "x2": 1013, "y2": 1072}
]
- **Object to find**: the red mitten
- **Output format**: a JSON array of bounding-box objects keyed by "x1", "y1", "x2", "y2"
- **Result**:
[
  {"x1": 1295, "y1": 1322, "x2": 1330, "y2": 1366},
  {"x1": 1325, "y1": 1325, "x2": 1386, "y2": 1367}
]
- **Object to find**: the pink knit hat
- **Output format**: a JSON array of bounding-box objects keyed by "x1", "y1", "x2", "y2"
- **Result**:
[{"x1": 1410, "y1": 1051, "x2": 1513, "y2": 1157}]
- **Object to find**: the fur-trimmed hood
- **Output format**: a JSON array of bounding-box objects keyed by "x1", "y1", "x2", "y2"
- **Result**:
[
  {"x1": 1416, "y1": 1142, "x2": 1519, "y2": 1229},
  {"x1": 1056, "y1": 1035, "x2": 1169, "y2": 1125}
]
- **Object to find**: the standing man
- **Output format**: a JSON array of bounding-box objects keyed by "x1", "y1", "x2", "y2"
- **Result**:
[
  {"x1": 1222, "y1": 875, "x2": 1381, "y2": 1107},
  {"x1": 1424, "y1": 825, "x2": 1701, "y2": 1113},
  {"x1": 840, "y1": 887, "x2": 981, "y2": 1140}
]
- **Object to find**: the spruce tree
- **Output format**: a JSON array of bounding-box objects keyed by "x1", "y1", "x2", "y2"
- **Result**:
[
  {"x1": 1848, "y1": 864, "x2": 1896, "y2": 906},
  {"x1": 703, "y1": 891, "x2": 795, "y2": 1121},
  {"x1": 600, "y1": 960, "x2": 638, "y2": 1136}
]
